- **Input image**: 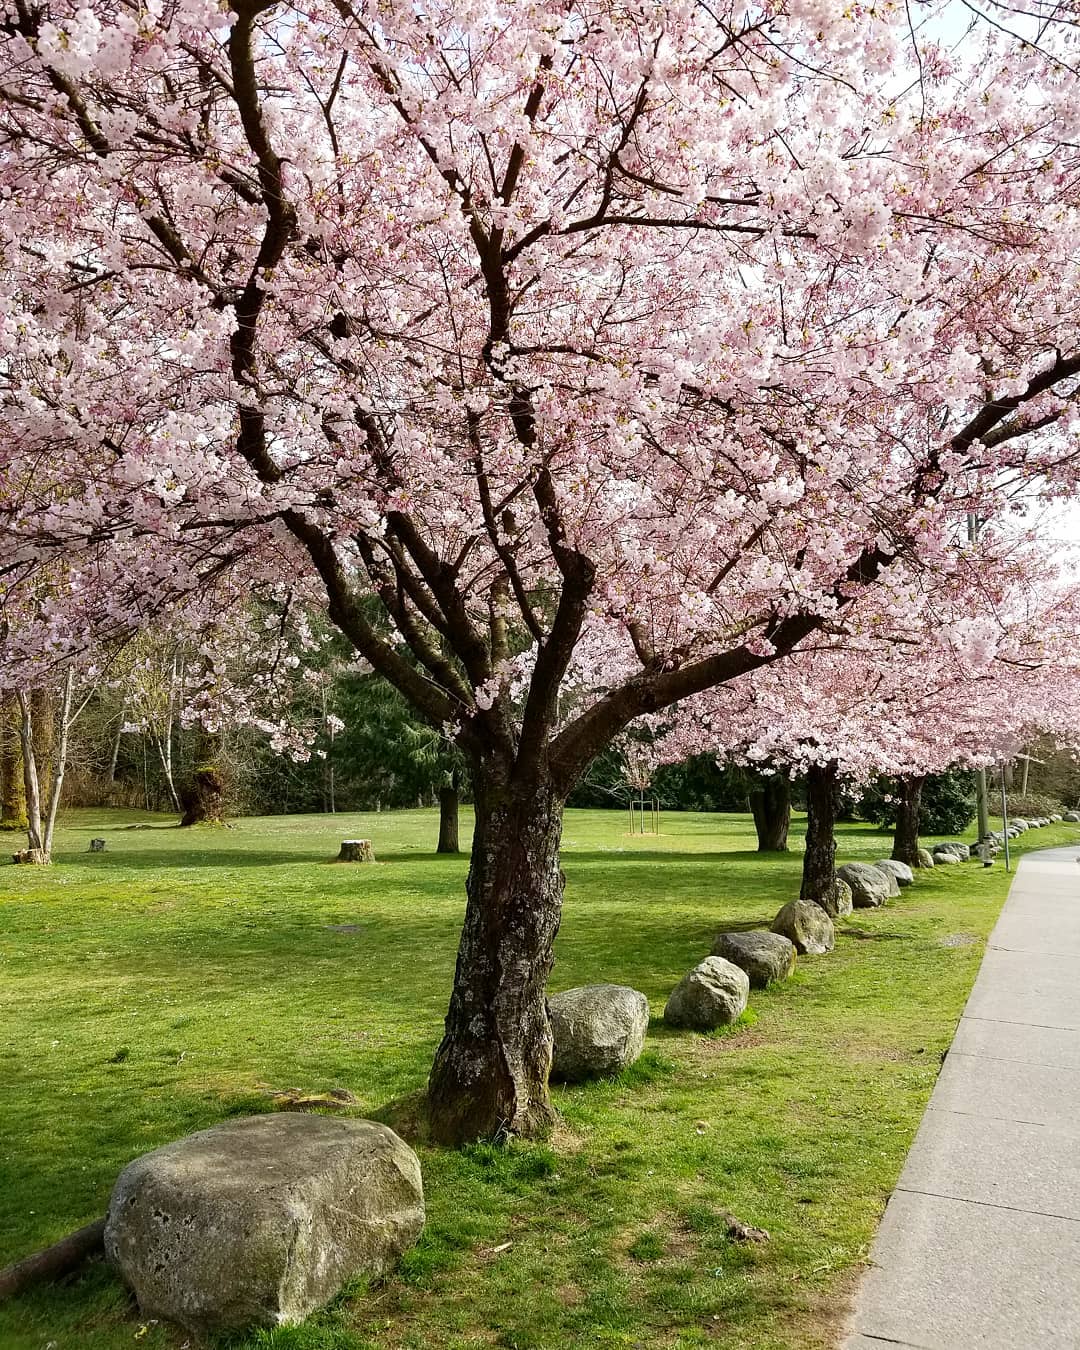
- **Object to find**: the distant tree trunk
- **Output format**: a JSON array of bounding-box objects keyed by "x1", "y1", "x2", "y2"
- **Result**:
[
  {"x1": 178, "y1": 766, "x2": 226, "y2": 826},
  {"x1": 31, "y1": 688, "x2": 53, "y2": 808},
  {"x1": 801, "y1": 761, "x2": 839, "y2": 906},
  {"x1": 437, "y1": 775, "x2": 461, "y2": 854},
  {"x1": 892, "y1": 775, "x2": 926, "y2": 866},
  {"x1": 1, "y1": 692, "x2": 27, "y2": 829},
  {"x1": 15, "y1": 670, "x2": 75, "y2": 865},
  {"x1": 749, "y1": 774, "x2": 790, "y2": 851}
]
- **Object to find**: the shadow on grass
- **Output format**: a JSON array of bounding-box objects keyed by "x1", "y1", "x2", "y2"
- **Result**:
[{"x1": 840, "y1": 925, "x2": 917, "y2": 942}]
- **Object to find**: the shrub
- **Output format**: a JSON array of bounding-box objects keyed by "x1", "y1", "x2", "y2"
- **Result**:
[
  {"x1": 861, "y1": 769, "x2": 977, "y2": 836},
  {"x1": 995, "y1": 792, "x2": 1064, "y2": 819}
]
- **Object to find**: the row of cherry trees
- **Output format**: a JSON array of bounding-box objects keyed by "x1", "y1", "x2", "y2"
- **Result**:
[{"x1": 4, "y1": 1, "x2": 1080, "y2": 1140}]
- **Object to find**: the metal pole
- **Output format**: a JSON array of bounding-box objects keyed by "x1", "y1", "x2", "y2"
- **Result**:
[
  {"x1": 968, "y1": 513, "x2": 991, "y2": 843},
  {"x1": 1000, "y1": 765, "x2": 1011, "y2": 873}
]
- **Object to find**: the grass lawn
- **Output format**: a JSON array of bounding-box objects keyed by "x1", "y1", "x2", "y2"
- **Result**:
[{"x1": 1, "y1": 807, "x2": 1075, "y2": 1350}]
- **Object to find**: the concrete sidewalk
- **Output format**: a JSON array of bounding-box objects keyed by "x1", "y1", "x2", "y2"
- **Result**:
[{"x1": 843, "y1": 845, "x2": 1080, "y2": 1350}]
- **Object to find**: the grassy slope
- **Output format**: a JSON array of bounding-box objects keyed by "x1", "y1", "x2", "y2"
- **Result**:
[{"x1": 1, "y1": 807, "x2": 1074, "y2": 1350}]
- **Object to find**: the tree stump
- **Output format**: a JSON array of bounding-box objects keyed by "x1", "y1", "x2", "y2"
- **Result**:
[
  {"x1": 89, "y1": 838, "x2": 106, "y2": 852},
  {"x1": 337, "y1": 839, "x2": 374, "y2": 863}
]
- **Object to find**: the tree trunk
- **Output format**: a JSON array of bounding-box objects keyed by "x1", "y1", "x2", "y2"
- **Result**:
[
  {"x1": 801, "y1": 761, "x2": 839, "y2": 906},
  {"x1": 892, "y1": 775, "x2": 926, "y2": 866},
  {"x1": 437, "y1": 782, "x2": 460, "y2": 854},
  {"x1": 16, "y1": 691, "x2": 46, "y2": 861},
  {"x1": 30, "y1": 688, "x2": 53, "y2": 808},
  {"x1": 0, "y1": 693, "x2": 26, "y2": 829},
  {"x1": 749, "y1": 773, "x2": 790, "y2": 851},
  {"x1": 427, "y1": 760, "x2": 564, "y2": 1145},
  {"x1": 178, "y1": 765, "x2": 226, "y2": 825}
]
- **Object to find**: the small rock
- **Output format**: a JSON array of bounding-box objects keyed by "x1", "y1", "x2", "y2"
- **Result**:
[
  {"x1": 836, "y1": 862, "x2": 892, "y2": 908},
  {"x1": 933, "y1": 849, "x2": 961, "y2": 863},
  {"x1": 548, "y1": 984, "x2": 649, "y2": 1082},
  {"x1": 664, "y1": 957, "x2": 750, "y2": 1030},
  {"x1": 916, "y1": 848, "x2": 935, "y2": 868},
  {"x1": 771, "y1": 899, "x2": 835, "y2": 955},
  {"x1": 711, "y1": 931, "x2": 796, "y2": 988},
  {"x1": 88, "y1": 838, "x2": 106, "y2": 852},
  {"x1": 105, "y1": 1114, "x2": 424, "y2": 1335},
  {"x1": 875, "y1": 859, "x2": 914, "y2": 887},
  {"x1": 1064, "y1": 811, "x2": 1080, "y2": 823}
]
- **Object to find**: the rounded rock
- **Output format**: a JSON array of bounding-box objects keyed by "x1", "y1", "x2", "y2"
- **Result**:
[
  {"x1": 837, "y1": 862, "x2": 892, "y2": 908},
  {"x1": 548, "y1": 983, "x2": 649, "y2": 1082},
  {"x1": 711, "y1": 931, "x2": 796, "y2": 988},
  {"x1": 875, "y1": 859, "x2": 914, "y2": 887},
  {"x1": 105, "y1": 1114, "x2": 424, "y2": 1336},
  {"x1": 664, "y1": 957, "x2": 750, "y2": 1030},
  {"x1": 771, "y1": 898, "x2": 835, "y2": 955}
]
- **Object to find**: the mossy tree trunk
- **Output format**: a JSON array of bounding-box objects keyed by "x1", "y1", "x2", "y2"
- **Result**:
[
  {"x1": 892, "y1": 775, "x2": 926, "y2": 866},
  {"x1": 1, "y1": 692, "x2": 27, "y2": 830},
  {"x1": 178, "y1": 766, "x2": 226, "y2": 826},
  {"x1": 801, "y1": 760, "x2": 839, "y2": 906},
  {"x1": 749, "y1": 773, "x2": 790, "y2": 852},
  {"x1": 437, "y1": 771, "x2": 461, "y2": 854}
]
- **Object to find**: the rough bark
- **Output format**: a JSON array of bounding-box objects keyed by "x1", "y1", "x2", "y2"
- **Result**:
[
  {"x1": 749, "y1": 773, "x2": 791, "y2": 852},
  {"x1": 891, "y1": 775, "x2": 926, "y2": 866},
  {"x1": 427, "y1": 759, "x2": 564, "y2": 1145},
  {"x1": 437, "y1": 783, "x2": 460, "y2": 854},
  {"x1": 0, "y1": 693, "x2": 26, "y2": 830},
  {"x1": 0, "y1": 1218, "x2": 105, "y2": 1300},
  {"x1": 179, "y1": 766, "x2": 226, "y2": 826},
  {"x1": 800, "y1": 761, "x2": 840, "y2": 905}
]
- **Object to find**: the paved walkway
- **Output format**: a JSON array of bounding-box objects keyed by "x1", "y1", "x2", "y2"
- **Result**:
[{"x1": 844, "y1": 845, "x2": 1080, "y2": 1350}]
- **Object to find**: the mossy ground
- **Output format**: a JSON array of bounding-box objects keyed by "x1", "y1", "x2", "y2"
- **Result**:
[{"x1": 2, "y1": 807, "x2": 1073, "y2": 1350}]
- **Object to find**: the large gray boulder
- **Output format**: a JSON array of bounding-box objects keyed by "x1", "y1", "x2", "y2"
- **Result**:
[
  {"x1": 1065, "y1": 811, "x2": 1080, "y2": 823},
  {"x1": 664, "y1": 957, "x2": 749, "y2": 1030},
  {"x1": 771, "y1": 898, "x2": 835, "y2": 955},
  {"x1": 837, "y1": 862, "x2": 892, "y2": 908},
  {"x1": 1010, "y1": 819, "x2": 1029, "y2": 832},
  {"x1": 933, "y1": 847, "x2": 961, "y2": 863},
  {"x1": 548, "y1": 983, "x2": 649, "y2": 1081},
  {"x1": 916, "y1": 847, "x2": 935, "y2": 868},
  {"x1": 807, "y1": 878, "x2": 853, "y2": 919},
  {"x1": 875, "y1": 859, "x2": 914, "y2": 888},
  {"x1": 711, "y1": 931, "x2": 796, "y2": 988},
  {"x1": 105, "y1": 1114, "x2": 424, "y2": 1336}
]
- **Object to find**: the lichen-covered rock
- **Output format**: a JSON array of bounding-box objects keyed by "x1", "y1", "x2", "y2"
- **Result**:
[
  {"x1": 933, "y1": 847, "x2": 961, "y2": 863},
  {"x1": 916, "y1": 847, "x2": 935, "y2": 868},
  {"x1": 933, "y1": 842, "x2": 970, "y2": 861},
  {"x1": 837, "y1": 862, "x2": 892, "y2": 908},
  {"x1": 664, "y1": 957, "x2": 750, "y2": 1030},
  {"x1": 875, "y1": 859, "x2": 914, "y2": 887},
  {"x1": 771, "y1": 898, "x2": 835, "y2": 955},
  {"x1": 105, "y1": 1114, "x2": 424, "y2": 1336},
  {"x1": 548, "y1": 983, "x2": 649, "y2": 1082},
  {"x1": 711, "y1": 931, "x2": 796, "y2": 988},
  {"x1": 813, "y1": 877, "x2": 853, "y2": 919},
  {"x1": 1010, "y1": 819, "x2": 1029, "y2": 832},
  {"x1": 1064, "y1": 811, "x2": 1080, "y2": 822}
]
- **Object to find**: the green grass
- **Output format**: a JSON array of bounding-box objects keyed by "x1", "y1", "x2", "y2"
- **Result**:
[{"x1": 1, "y1": 806, "x2": 1075, "y2": 1350}]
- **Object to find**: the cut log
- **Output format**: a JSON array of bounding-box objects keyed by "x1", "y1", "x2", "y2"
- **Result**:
[
  {"x1": 337, "y1": 839, "x2": 374, "y2": 863},
  {"x1": 0, "y1": 1217, "x2": 105, "y2": 1300}
]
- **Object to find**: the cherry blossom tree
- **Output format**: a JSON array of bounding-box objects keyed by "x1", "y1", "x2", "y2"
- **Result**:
[
  {"x1": 662, "y1": 541, "x2": 1080, "y2": 902},
  {"x1": 4, "y1": 1, "x2": 1080, "y2": 1140}
]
